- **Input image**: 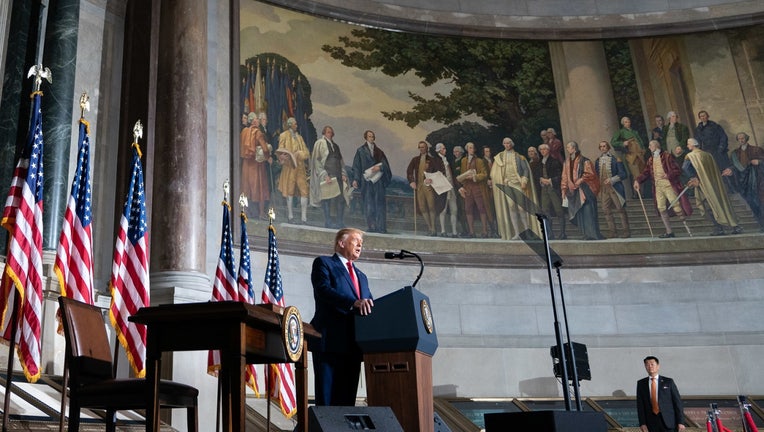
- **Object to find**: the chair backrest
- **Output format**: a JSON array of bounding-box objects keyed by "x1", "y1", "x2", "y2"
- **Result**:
[{"x1": 58, "y1": 296, "x2": 115, "y2": 384}]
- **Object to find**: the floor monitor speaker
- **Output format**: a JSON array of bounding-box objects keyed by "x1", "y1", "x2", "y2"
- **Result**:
[{"x1": 308, "y1": 405, "x2": 404, "y2": 431}]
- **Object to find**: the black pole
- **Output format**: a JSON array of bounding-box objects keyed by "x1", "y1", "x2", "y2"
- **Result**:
[
  {"x1": 555, "y1": 265, "x2": 583, "y2": 411},
  {"x1": 2, "y1": 297, "x2": 20, "y2": 432},
  {"x1": 536, "y1": 214, "x2": 571, "y2": 411}
]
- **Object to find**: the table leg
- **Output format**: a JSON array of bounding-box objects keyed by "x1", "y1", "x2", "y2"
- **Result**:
[
  {"x1": 220, "y1": 349, "x2": 246, "y2": 432},
  {"x1": 296, "y1": 343, "x2": 309, "y2": 432},
  {"x1": 145, "y1": 355, "x2": 161, "y2": 432}
]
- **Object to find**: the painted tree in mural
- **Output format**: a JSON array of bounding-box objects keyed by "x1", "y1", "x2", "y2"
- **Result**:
[{"x1": 322, "y1": 28, "x2": 559, "y2": 146}]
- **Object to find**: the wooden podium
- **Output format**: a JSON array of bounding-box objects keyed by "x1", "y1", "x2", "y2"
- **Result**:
[{"x1": 355, "y1": 286, "x2": 438, "y2": 432}]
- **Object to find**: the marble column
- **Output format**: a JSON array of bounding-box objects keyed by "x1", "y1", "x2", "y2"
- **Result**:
[
  {"x1": 41, "y1": 0, "x2": 80, "y2": 249},
  {"x1": 549, "y1": 41, "x2": 619, "y2": 158},
  {"x1": 0, "y1": 1, "x2": 42, "y2": 250},
  {"x1": 150, "y1": 0, "x2": 209, "y2": 303}
]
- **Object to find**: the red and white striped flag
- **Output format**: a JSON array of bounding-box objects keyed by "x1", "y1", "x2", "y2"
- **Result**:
[
  {"x1": 207, "y1": 196, "x2": 237, "y2": 375},
  {"x1": 54, "y1": 118, "x2": 94, "y2": 305},
  {"x1": 0, "y1": 91, "x2": 46, "y2": 383},
  {"x1": 237, "y1": 205, "x2": 259, "y2": 395},
  {"x1": 261, "y1": 223, "x2": 296, "y2": 418},
  {"x1": 108, "y1": 141, "x2": 149, "y2": 378}
]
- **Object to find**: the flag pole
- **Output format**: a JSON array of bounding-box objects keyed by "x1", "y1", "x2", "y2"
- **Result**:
[
  {"x1": 2, "y1": 292, "x2": 20, "y2": 432},
  {"x1": 266, "y1": 207, "x2": 275, "y2": 432}
]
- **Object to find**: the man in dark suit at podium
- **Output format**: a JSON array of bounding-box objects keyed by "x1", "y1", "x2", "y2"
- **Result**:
[
  {"x1": 310, "y1": 228, "x2": 375, "y2": 406},
  {"x1": 637, "y1": 356, "x2": 685, "y2": 432}
]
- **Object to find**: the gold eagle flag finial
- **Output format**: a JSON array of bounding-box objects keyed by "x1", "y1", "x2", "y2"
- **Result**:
[
  {"x1": 79, "y1": 92, "x2": 90, "y2": 119},
  {"x1": 132, "y1": 120, "x2": 144, "y2": 158},
  {"x1": 223, "y1": 179, "x2": 230, "y2": 203}
]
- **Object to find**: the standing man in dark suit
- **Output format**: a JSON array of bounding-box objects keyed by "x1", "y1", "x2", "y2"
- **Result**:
[
  {"x1": 352, "y1": 130, "x2": 392, "y2": 233},
  {"x1": 310, "y1": 228, "x2": 374, "y2": 406},
  {"x1": 637, "y1": 356, "x2": 685, "y2": 432}
]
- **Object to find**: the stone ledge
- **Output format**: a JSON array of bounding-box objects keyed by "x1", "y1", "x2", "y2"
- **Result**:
[{"x1": 246, "y1": 220, "x2": 764, "y2": 269}]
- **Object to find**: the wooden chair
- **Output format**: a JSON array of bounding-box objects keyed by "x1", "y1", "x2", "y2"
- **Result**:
[{"x1": 58, "y1": 296, "x2": 199, "y2": 432}]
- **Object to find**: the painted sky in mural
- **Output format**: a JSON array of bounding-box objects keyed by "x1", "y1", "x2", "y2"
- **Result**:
[{"x1": 240, "y1": 1, "x2": 468, "y2": 177}]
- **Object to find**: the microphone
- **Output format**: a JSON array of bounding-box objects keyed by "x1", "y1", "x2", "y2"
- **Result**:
[{"x1": 384, "y1": 251, "x2": 406, "y2": 259}]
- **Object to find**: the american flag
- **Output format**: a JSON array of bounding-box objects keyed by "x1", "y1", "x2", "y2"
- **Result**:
[
  {"x1": 237, "y1": 209, "x2": 259, "y2": 395},
  {"x1": 54, "y1": 118, "x2": 94, "y2": 305},
  {"x1": 261, "y1": 223, "x2": 296, "y2": 418},
  {"x1": 108, "y1": 142, "x2": 149, "y2": 378},
  {"x1": 0, "y1": 92, "x2": 45, "y2": 383},
  {"x1": 207, "y1": 198, "x2": 237, "y2": 375}
]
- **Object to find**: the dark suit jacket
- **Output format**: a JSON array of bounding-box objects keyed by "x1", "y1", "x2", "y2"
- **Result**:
[
  {"x1": 637, "y1": 375, "x2": 684, "y2": 429},
  {"x1": 310, "y1": 254, "x2": 373, "y2": 354}
]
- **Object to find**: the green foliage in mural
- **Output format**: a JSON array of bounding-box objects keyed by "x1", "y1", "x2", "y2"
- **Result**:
[{"x1": 322, "y1": 29, "x2": 559, "y2": 147}]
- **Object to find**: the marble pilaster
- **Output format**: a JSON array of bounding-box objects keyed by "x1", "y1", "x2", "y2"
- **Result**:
[
  {"x1": 150, "y1": 0, "x2": 208, "y2": 299},
  {"x1": 549, "y1": 41, "x2": 619, "y2": 158},
  {"x1": 0, "y1": 1, "x2": 42, "y2": 250},
  {"x1": 41, "y1": 0, "x2": 81, "y2": 249}
]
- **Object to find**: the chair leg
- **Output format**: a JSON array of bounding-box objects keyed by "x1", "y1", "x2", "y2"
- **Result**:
[
  {"x1": 188, "y1": 405, "x2": 199, "y2": 432},
  {"x1": 106, "y1": 409, "x2": 117, "y2": 432},
  {"x1": 68, "y1": 403, "x2": 81, "y2": 432}
]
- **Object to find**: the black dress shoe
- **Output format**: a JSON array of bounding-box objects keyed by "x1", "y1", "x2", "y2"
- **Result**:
[
  {"x1": 731, "y1": 226, "x2": 743, "y2": 234},
  {"x1": 658, "y1": 232, "x2": 675, "y2": 238}
]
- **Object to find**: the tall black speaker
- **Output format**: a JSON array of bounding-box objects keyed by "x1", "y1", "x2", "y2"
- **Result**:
[
  {"x1": 308, "y1": 406, "x2": 404, "y2": 431},
  {"x1": 550, "y1": 341, "x2": 591, "y2": 381},
  {"x1": 485, "y1": 411, "x2": 607, "y2": 432}
]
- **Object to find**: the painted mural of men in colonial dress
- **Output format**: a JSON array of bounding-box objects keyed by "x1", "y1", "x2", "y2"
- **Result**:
[
  {"x1": 352, "y1": 130, "x2": 392, "y2": 233},
  {"x1": 684, "y1": 138, "x2": 742, "y2": 236},
  {"x1": 561, "y1": 141, "x2": 604, "y2": 240},
  {"x1": 663, "y1": 111, "x2": 690, "y2": 154},
  {"x1": 635, "y1": 140, "x2": 692, "y2": 239},
  {"x1": 490, "y1": 137, "x2": 539, "y2": 240},
  {"x1": 611, "y1": 116, "x2": 646, "y2": 192},
  {"x1": 595, "y1": 141, "x2": 630, "y2": 238},
  {"x1": 457, "y1": 142, "x2": 491, "y2": 238},
  {"x1": 407, "y1": 140, "x2": 445, "y2": 236},
  {"x1": 277, "y1": 117, "x2": 310, "y2": 224},
  {"x1": 727, "y1": 132, "x2": 764, "y2": 231},
  {"x1": 310, "y1": 125, "x2": 349, "y2": 228},
  {"x1": 241, "y1": 112, "x2": 272, "y2": 220}
]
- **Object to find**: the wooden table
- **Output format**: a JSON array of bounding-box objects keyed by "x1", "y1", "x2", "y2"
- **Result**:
[{"x1": 129, "y1": 301, "x2": 319, "y2": 432}]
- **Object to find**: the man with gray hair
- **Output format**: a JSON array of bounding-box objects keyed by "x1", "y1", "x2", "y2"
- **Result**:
[
  {"x1": 491, "y1": 137, "x2": 538, "y2": 240},
  {"x1": 277, "y1": 117, "x2": 310, "y2": 224},
  {"x1": 683, "y1": 138, "x2": 742, "y2": 235},
  {"x1": 663, "y1": 111, "x2": 689, "y2": 153},
  {"x1": 407, "y1": 140, "x2": 445, "y2": 236},
  {"x1": 435, "y1": 143, "x2": 459, "y2": 237},
  {"x1": 611, "y1": 116, "x2": 646, "y2": 188}
]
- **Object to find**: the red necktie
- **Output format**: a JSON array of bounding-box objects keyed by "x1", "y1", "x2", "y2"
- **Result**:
[
  {"x1": 347, "y1": 261, "x2": 360, "y2": 298},
  {"x1": 651, "y1": 377, "x2": 659, "y2": 414}
]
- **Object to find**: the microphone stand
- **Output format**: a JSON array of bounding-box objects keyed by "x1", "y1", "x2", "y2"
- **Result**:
[
  {"x1": 400, "y1": 249, "x2": 424, "y2": 288},
  {"x1": 555, "y1": 263, "x2": 582, "y2": 411},
  {"x1": 536, "y1": 214, "x2": 572, "y2": 411}
]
